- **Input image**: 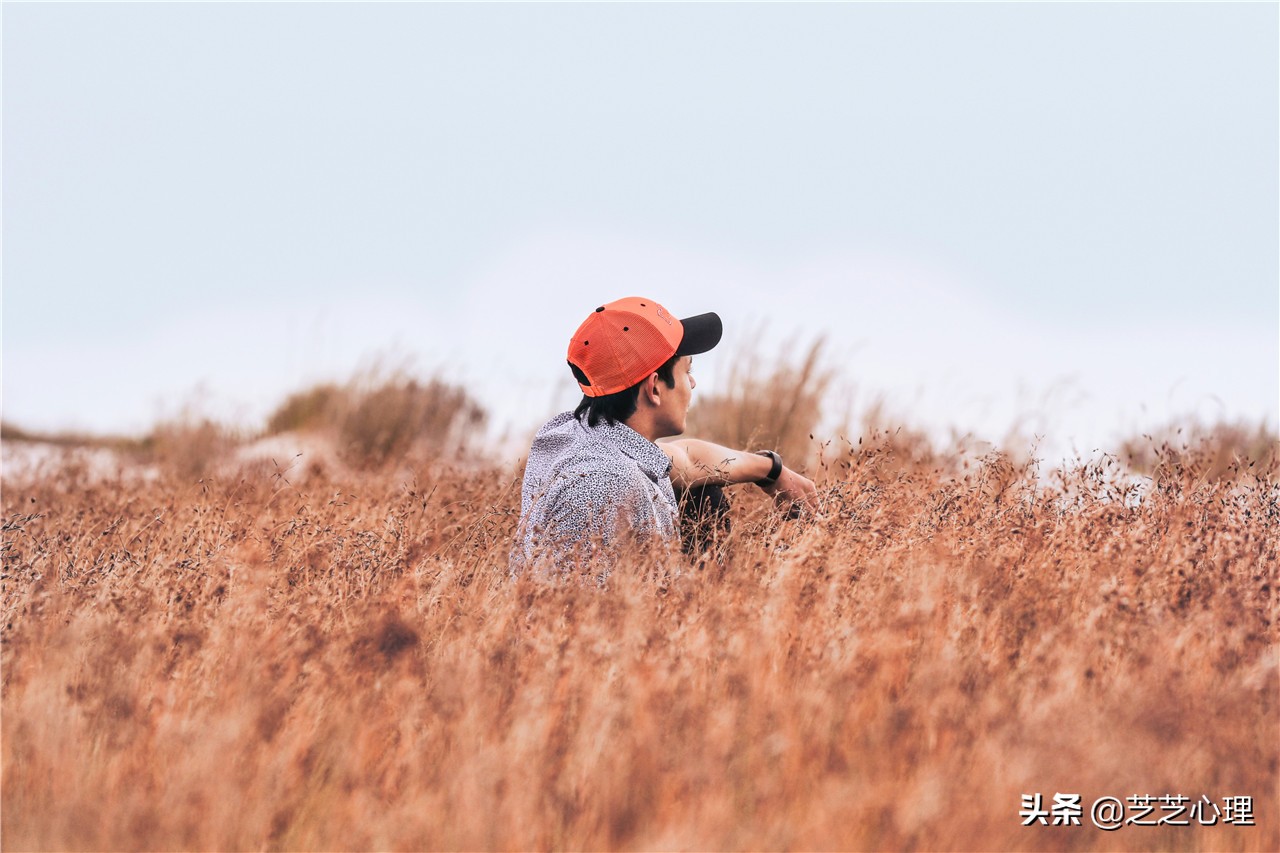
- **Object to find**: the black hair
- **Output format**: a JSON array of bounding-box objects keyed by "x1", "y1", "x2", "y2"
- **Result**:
[{"x1": 571, "y1": 354, "x2": 679, "y2": 427}]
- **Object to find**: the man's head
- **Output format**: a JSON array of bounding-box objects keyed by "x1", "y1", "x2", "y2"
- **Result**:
[{"x1": 567, "y1": 297, "x2": 721, "y2": 438}]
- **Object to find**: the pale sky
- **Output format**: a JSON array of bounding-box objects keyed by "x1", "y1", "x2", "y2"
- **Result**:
[{"x1": 4, "y1": 3, "x2": 1277, "y2": 462}]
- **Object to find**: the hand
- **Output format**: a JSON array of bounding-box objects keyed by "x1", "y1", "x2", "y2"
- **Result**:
[{"x1": 761, "y1": 466, "x2": 817, "y2": 517}]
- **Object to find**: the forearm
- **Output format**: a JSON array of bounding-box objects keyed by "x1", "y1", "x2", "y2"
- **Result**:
[{"x1": 660, "y1": 438, "x2": 773, "y2": 491}]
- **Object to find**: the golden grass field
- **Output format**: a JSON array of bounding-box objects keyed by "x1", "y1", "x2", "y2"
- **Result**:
[{"x1": 2, "y1": 366, "x2": 1277, "y2": 852}]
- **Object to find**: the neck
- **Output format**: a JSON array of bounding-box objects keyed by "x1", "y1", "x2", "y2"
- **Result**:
[{"x1": 622, "y1": 411, "x2": 663, "y2": 444}]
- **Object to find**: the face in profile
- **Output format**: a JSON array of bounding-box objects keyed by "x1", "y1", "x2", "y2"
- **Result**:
[{"x1": 658, "y1": 356, "x2": 695, "y2": 438}]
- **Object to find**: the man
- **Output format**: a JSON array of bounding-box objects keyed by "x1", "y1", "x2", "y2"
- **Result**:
[{"x1": 511, "y1": 296, "x2": 817, "y2": 577}]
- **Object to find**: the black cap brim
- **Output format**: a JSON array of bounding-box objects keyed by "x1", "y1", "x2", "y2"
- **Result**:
[{"x1": 676, "y1": 312, "x2": 723, "y2": 356}]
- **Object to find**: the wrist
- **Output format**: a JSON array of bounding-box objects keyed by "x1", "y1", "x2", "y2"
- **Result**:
[{"x1": 755, "y1": 450, "x2": 782, "y2": 487}]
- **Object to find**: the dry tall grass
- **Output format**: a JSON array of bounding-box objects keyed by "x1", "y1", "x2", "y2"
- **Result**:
[
  {"x1": 1120, "y1": 418, "x2": 1279, "y2": 483},
  {"x1": 3, "y1": 412, "x2": 1276, "y2": 851},
  {"x1": 265, "y1": 367, "x2": 487, "y2": 470}
]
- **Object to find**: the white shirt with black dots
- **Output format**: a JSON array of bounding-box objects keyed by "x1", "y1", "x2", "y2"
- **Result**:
[{"x1": 510, "y1": 411, "x2": 679, "y2": 577}]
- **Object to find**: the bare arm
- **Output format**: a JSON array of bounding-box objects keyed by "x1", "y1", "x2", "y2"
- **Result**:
[{"x1": 659, "y1": 438, "x2": 818, "y2": 511}]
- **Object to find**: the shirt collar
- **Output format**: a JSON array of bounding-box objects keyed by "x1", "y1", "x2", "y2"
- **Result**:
[{"x1": 585, "y1": 417, "x2": 673, "y2": 481}]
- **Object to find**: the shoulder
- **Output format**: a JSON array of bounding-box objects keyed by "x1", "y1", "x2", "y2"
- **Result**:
[
  {"x1": 535, "y1": 411, "x2": 578, "y2": 435},
  {"x1": 658, "y1": 439, "x2": 690, "y2": 468}
]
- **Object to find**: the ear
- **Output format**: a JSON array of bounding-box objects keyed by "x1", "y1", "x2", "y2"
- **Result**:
[{"x1": 640, "y1": 372, "x2": 662, "y2": 406}]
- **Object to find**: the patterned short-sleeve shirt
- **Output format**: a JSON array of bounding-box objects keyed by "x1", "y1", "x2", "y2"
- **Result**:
[{"x1": 510, "y1": 412, "x2": 679, "y2": 576}]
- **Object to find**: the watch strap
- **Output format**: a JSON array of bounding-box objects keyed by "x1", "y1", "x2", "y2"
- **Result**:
[{"x1": 756, "y1": 450, "x2": 782, "y2": 487}]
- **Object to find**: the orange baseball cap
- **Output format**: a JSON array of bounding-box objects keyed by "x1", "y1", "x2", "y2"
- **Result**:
[{"x1": 567, "y1": 297, "x2": 723, "y2": 397}]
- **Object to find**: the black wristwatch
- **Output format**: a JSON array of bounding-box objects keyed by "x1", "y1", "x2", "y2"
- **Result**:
[{"x1": 755, "y1": 450, "x2": 783, "y2": 487}]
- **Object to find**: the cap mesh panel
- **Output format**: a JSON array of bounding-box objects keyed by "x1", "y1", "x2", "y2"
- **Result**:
[{"x1": 614, "y1": 311, "x2": 673, "y2": 386}]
